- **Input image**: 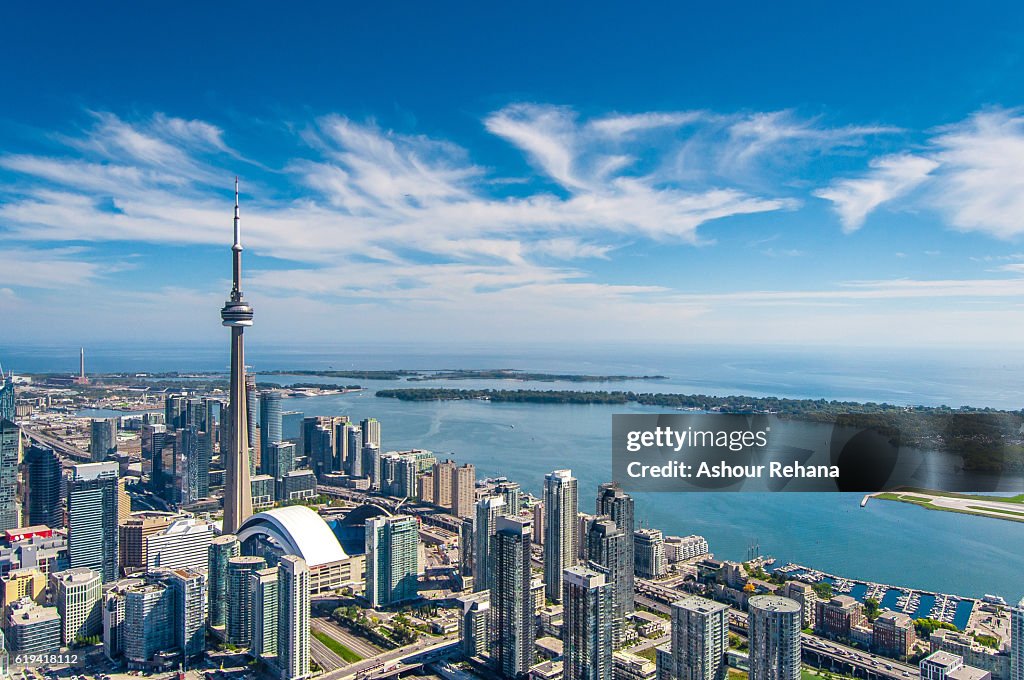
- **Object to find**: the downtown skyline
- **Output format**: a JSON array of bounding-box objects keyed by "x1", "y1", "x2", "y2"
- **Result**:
[{"x1": 3, "y1": 3, "x2": 1024, "y2": 349}]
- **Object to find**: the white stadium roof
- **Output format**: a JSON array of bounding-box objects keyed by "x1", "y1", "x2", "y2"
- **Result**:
[{"x1": 237, "y1": 505, "x2": 348, "y2": 567}]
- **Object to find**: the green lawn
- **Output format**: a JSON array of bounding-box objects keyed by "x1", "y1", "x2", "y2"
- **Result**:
[
  {"x1": 634, "y1": 647, "x2": 658, "y2": 662},
  {"x1": 312, "y1": 629, "x2": 363, "y2": 663}
]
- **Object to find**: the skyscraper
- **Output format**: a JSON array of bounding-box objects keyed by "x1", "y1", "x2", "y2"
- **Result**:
[
  {"x1": 747, "y1": 595, "x2": 801, "y2": 680},
  {"x1": 259, "y1": 391, "x2": 282, "y2": 465},
  {"x1": 155, "y1": 567, "x2": 207, "y2": 659},
  {"x1": 360, "y1": 418, "x2": 381, "y2": 449},
  {"x1": 596, "y1": 483, "x2": 634, "y2": 581},
  {"x1": 473, "y1": 495, "x2": 508, "y2": 593},
  {"x1": 221, "y1": 179, "x2": 254, "y2": 534},
  {"x1": 493, "y1": 515, "x2": 534, "y2": 679},
  {"x1": 346, "y1": 426, "x2": 363, "y2": 477},
  {"x1": 671, "y1": 595, "x2": 729, "y2": 680},
  {"x1": 363, "y1": 442, "x2": 382, "y2": 490},
  {"x1": 67, "y1": 461, "x2": 120, "y2": 581},
  {"x1": 207, "y1": 534, "x2": 239, "y2": 629},
  {"x1": 563, "y1": 565, "x2": 614, "y2": 680},
  {"x1": 226, "y1": 555, "x2": 267, "y2": 646},
  {"x1": 544, "y1": 469, "x2": 578, "y2": 603},
  {"x1": 0, "y1": 365, "x2": 14, "y2": 423},
  {"x1": 365, "y1": 515, "x2": 419, "y2": 607},
  {"x1": 0, "y1": 419, "x2": 21, "y2": 531},
  {"x1": 586, "y1": 516, "x2": 634, "y2": 634},
  {"x1": 90, "y1": 418, "x2": 117, "y2": 462},
  {"x1": 177, "y1": 426, "x2": 208, "y2": 505},
  {"x1": 1010, "y1": 597, "x2": 1022, "y2": 680},
  {"x1": 141, "y1": 423, "x2": 167, "y2": 490},
  {"x1": 278, "y1": 555, "x2": 311, "y2": 680},
  {"x1": 433, "y1": 459, "x2": 456, "y2": 509}
]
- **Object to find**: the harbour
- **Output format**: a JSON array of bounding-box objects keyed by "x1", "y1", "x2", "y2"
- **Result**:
[{"x1": 775, "y1": 563, "x2": 976, "y2": 630}]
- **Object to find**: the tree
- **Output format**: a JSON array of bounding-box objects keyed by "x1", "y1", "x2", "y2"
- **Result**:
[
  {"x1": 812, "y1": 582, "x2": 833, "y2": 600},
  {"x1": 863, "y1": 598, "x2": 881, "y2": 621}
]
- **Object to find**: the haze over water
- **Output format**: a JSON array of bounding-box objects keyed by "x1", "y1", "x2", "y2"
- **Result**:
[{"x1": 25, "y1": 342, "x2": 1024, "y2": 600}]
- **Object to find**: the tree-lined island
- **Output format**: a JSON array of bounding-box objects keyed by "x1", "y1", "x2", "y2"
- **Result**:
[{"x1": 374, "y1": 387, "x2": 1024, "y2": 474}]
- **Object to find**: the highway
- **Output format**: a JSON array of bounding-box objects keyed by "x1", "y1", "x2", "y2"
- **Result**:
[
  {"x1": 21, "y1": 426, "x2": 91, "y2": 464},
  {"x1": 319, "y1": 636, "x2": 461, "y2": 680}
]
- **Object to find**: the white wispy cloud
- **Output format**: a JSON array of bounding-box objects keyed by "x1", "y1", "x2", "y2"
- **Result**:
[
  {"x1": 3, "y1": 104, "x2": 1024, "y2": 347},
  {"x1": 928, "y1": 109, "x2": 1024, "y2": 238},
  {"x1": 814, "y1": 154, "x2": 938, "y2": 232}
]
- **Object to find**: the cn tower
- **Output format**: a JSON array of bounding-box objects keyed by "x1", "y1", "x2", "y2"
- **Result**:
[{"x1": 220, "y1": 178, "x2": 254, "y2": 533}]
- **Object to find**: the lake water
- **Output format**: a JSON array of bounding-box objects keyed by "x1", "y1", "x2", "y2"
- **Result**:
[{"x1": 25, "y1": 342, "x2": 1024, "y2": 601}]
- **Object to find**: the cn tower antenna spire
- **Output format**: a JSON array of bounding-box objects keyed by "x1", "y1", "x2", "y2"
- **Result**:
[{"x1": 221, "y1": 177, "x2": 254, "y2": 533}]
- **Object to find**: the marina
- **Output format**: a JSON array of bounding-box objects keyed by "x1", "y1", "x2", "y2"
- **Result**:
[{"x1": 775, "y1": 563, "x2": 975, "y2": 630}]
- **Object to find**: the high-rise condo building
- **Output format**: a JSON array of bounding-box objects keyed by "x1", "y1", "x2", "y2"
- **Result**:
[
  {"x1": 473, "y1": 495, "x2": 508, "y2": 593},
  {"x1": 207, "y1": 534, "x2": 239, "y2": 629},
  {"x1": 278, "y1": 554, "x2": 311, "y2": 680},
  {"x1": 220, "y1": 180, "x2": 255, "y2": 534},
  {"x1": 433, "y1": 459, "x2": 456, "y2": 508},
  {"x1": 544, "y1": 469, "x2": 578, "y2": 603},
  {"x1": 452, "y1": 463, "x2": 476, "y2": 519},
  {"x1": 67, "y1": 461, "x2": 120, "y2": 581},
  {"x1": 496, "y1": 480, "x2": 522, "y2": 514},
  {"x1": 153, "y1": 566, "x2": 207, "y2": 659},
  {"x1": 265, "y1": 441, "x2": 297, "y2": 480},
  {"x1": 671, "y1": 595, "x2": 729, "y2": 680},
  {"x1": 250, "y1": 566, "x2": 278, "y2": 660},
  {"x1": 226, "y1": 555, "x2": 266, "y2": 646},
  {"x1": 493, "y1": 515, "x2": 534, "y2": 679},
  {"x1": 23, "y1": 444, "x2": 62, "y2": 529},
  {"x1": 144, "y1": 517, "x2": 215, "y2": 572},
  {"x1": 365, "y1": 515, "x2": 419, "y2": 607},
  {"x1": 633, "y1": 528, "x2": 666, "y2": 579},
  {"x1": 0, "y1": 419, "x2": 21, "y2": 531},
  {"x1": 119, "y1": 511, "x2": 179, "y2": 572},
  {"x1": 563, "y1": 565, "x2": 614, "y2": 680},
  {"x1": 90, "y1": 418, "x2": 117, "y2": 462},
  {"x1": 747, "y1": 595, "x2": 801, "y2": 680},
  {"x1": 457, "y1": 591, "x2": 491, "y2": 659},
  {"x1": 587, "y1": 516, "x2": 634, "y2": 634},
  {"x1": 123, "y1": 581, "x2": 175, "y2": 666}
]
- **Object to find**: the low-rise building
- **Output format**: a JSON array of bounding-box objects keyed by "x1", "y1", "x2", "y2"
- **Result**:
[
  {"x1": 930, "y1": 630, "x2": 1010, "y2": 680},
  {"x1": 874, "y1": 610, "x2": 915, "y2": 660},
  {"x1": 815, "y1": 595, "x2": 865, "y2": 640},
  {"x1": 613, "y1": 651, "x2": 657, "y2": 680},
  {"x1": 920, "y1": 651, "x2": 992, "y2": 680},
  {"x1": 7, "y1": 599, "x2": 60, "y2": 655}
]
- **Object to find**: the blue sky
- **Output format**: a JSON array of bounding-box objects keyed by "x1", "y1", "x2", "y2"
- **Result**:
[{"x1": 2, "y1": 2, "x2": 1024, "y2": 348}]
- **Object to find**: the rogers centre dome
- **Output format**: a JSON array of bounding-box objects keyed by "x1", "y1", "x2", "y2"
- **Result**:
[{"x1": 237, "y1": 505, "x2": 349, "y2": 568}]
